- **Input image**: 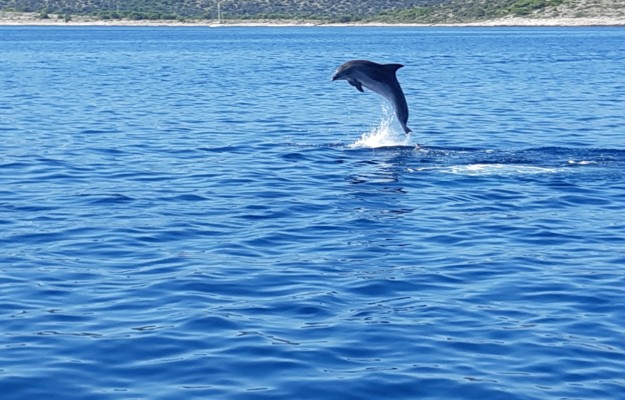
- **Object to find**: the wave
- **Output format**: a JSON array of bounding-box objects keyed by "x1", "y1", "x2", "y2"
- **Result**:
[
  {"x1": 410, "y1": 163, "x2": 561, "y2": 176},
  {"x1": 345, "y1": 126, "x2": 625, "y2": 176},
  {"x1": 344, "y1": 106, "x2": 625, "y2": 177}
]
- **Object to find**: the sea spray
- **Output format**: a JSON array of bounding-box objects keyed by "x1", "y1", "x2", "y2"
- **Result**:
[{"x1": 349, "y1": 105, "x2": 413, "y2": 149}]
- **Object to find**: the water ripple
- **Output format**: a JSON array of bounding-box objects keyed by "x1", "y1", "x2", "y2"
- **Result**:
[{"x1": 2, "y1": 26, "x2": 625, "y2": 400}]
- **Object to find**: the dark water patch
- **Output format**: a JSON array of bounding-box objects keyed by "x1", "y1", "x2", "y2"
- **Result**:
[
  {"x1": 79, "y1": 193, "x2": 136, "y2": 205},
  {"x1": 161, "y1": 194, "x2": 208, "y2": 202}
]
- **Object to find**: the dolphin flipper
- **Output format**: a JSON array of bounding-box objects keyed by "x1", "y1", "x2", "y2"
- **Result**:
[{"x1": 348, "y1": 78, "x2": 364, "y2": 92}]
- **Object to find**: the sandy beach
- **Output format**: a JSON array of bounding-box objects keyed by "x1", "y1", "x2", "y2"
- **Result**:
[{"x1": 1, "y1": 11, "x2": 625, "y2": 27}]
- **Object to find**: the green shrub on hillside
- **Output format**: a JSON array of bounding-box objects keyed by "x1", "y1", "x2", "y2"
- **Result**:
[{"x1": 509, "y1": 0, "x2": 563, "y2": 16}]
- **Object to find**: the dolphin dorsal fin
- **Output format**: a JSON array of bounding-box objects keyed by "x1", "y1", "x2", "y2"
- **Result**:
[{"x1": 384, "y1": 64, "x2": 404, "y2": 74}]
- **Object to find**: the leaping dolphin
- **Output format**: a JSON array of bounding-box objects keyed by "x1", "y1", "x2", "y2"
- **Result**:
[{"x1": 332, "y1": 60, "x2": 411, "y2": 134}]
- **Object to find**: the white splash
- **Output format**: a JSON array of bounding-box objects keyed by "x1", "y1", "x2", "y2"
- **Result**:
[
  {"x1": 458, "y1": 164, "x2": 559, "y2": 175},
  {"x1": 348, "y1": 106, "x2": 413, "y2": 149},
  {"x1": 410, "y1": 164, "x2": 561, "y2": 175},
  {"x1": 568, "y1": 160, "x2": 596, "y2": 165}
]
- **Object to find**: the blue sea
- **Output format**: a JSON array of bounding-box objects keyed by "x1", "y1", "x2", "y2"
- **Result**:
[{"x1": 1, "y1": 26, "x2": 625, "y2": 399}]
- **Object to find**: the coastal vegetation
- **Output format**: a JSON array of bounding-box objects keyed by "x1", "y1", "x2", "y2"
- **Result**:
[
  {"x1": 0, "y1": 0, "x2": 623, "y2": 23},
  {"x1": 0, "y1": 0, "x2": 442, "y2": 22}
]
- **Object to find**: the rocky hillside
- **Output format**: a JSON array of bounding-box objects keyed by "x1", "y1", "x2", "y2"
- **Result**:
[
  {"x1": 377, "y1": 0, "x2": 625, "y2": 23},
  {"x1": 1, "y1": 0, "x2": 624, "y2": 22},
  {"x1": 542, "y1": 0, "x2": 625, "y2": 18}
]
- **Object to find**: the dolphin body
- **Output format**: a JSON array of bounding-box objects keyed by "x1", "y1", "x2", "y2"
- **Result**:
[{"x1": 332, "y1": 60, "x2": 411, "y2": 134}]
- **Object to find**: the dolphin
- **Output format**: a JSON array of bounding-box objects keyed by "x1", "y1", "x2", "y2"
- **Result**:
[{"x1": 332, "y1": 60, "x2": 411, "y2": 134}]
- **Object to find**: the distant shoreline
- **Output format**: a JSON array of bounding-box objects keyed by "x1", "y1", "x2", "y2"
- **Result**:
[{"x1": 1, "y1": 12, "x2": 625, "y2": 27}]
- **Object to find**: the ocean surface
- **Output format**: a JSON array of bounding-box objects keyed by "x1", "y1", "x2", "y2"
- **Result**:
[{"x1": 1, "y1": 26, "x2": 625, "y2": 399}]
